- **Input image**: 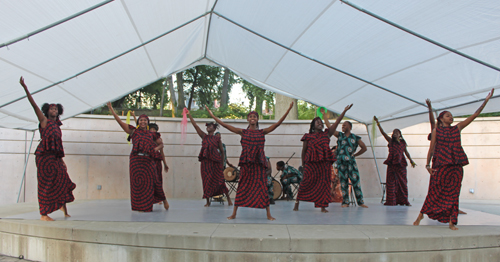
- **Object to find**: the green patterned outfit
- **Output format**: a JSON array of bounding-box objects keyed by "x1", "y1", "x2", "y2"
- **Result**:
[
  {"x1": 280, "y1": 165, "x2": 302, "y2": 198},
  {"x1": 336, "y1": 132, "x2": 365, "y2": 205}
]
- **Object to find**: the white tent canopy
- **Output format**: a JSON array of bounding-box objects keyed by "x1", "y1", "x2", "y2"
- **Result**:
[{"x1": 1, "y1": 0, "x2": 499, "y2": 131}]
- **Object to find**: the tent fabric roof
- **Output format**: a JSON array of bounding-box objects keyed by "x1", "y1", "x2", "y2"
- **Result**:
[{"x1": 1, "y1": 0, "x2": 499, "y2": 131}]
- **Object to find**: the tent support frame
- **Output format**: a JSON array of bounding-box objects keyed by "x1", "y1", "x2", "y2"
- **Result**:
[
  {"x1": 365, "y1": 124, "x2": 383, "y2": 196},
  {"x1": 341, "y1": 0, "x2": 500, "y2": 73},
  {"x1": 17, "y1": 131, "x2": 35, "y2": 203},
  {"x1": 1, "y1": 0, "x2": 114, "y2": 49}
]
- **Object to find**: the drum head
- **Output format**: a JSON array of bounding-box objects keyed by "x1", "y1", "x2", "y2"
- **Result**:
[
  {"x1": 224, "y1": 167, "x2": 237, "y2": 181},
  {"x1": 272, "y1": 180, "x2": 282, "y2": 200}
]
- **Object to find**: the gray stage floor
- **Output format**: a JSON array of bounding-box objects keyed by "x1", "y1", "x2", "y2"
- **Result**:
[{"x1": 3, "y1": 198, "x2": 500, "y2": 226}]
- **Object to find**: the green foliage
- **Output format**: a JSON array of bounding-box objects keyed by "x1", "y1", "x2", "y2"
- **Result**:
[
  {"x1": 297, "y1": 100, "x2": 316, "y2": 120},
  {"x1": 241, "y1": 79, "x2": 274, "y2": 115},
  {"x1": 183, "y1": 65, "x2": 240, "y2": 109}
]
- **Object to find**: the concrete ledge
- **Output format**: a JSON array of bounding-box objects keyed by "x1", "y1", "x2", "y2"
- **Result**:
[{"x1": 1, "y1": 219, "x2": 500, "y2": 261}]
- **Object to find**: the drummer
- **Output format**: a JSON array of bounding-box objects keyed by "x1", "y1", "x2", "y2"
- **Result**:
[
  {"x1": 266, "y1": 157, "x2": 275, "y2": 204},
  {"x1": 276, "y1": 161, "x2": 302, "y2": 200}
]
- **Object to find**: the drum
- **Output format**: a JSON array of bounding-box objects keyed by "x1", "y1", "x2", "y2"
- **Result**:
[
  {"x1": 272, "y1": 179, "x2": 282, "y2": 200},
  {"x1": 224, "y1": 167, "x2": 239, "y2": 181}
]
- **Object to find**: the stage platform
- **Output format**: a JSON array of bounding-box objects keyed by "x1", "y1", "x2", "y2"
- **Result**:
[{"x1": 1, "y1": 198, "x2": 500, "y2": 261}]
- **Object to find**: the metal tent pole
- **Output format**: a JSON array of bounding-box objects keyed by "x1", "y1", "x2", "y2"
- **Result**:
[
  {"x1": 365, "y1": 124, "x2": 383, "y2": 195},
  {"x1": 17, "y1": 131, "x2": 35, "y2": 203}
]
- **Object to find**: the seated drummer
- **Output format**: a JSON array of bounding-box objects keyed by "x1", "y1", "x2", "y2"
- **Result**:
[
  {"x1": 266, "y1": 157, "x2": 275, "y2": 204},
  {"x1": 276, "y1": 161, "x2": 302, "y2": 200}
]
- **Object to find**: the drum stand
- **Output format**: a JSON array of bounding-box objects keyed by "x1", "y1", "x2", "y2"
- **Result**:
[{"x1": 225, "y1": 179, "x2": 238, "y2": 197}]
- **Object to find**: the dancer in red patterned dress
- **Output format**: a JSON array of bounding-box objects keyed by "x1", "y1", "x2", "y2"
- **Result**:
[
  {"x1": 374, "y1": 116, "x2": 416, "y2": 206},
  {"x1": 187, "y1": 110, "x2": 232, "y2": 207},
  {"x1": 294, "y1": 105, "x2": 351, "y2": 212},
  {"x1": 414, "y1": 89, "x2": 494, "y2": 230},
  {"x1": 206, "y1": 103, "x2": 294, "y2": 220},
  {"x1": 19, "y1": 77, "x2": 76, "y2": 221},
  {"x1": 149, "y1": 124, "x2": 170, "y2": 209},
  {"x1": 107, "y1": 102, "x2": 167, "y2": 212}
]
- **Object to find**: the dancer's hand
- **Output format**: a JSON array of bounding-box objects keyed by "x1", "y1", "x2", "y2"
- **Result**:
[
  {"x1": 373, "y1": 116, "x2": 379, "y2": 123},
  {"x1": 184, "y1": 108, "x2": 190, "y2": 115},
  {"x1": 131, "y1": 111, "x2": 135, "y2": 117},
  {"x1": 411, "y1": 161, "x2": 417, "y2": 168},
  {"x1": 344, "y1": 104, "x2": 353, "y2": 112},
  {"x1": 425, "y1": 165, "x2": 434, "y2": 175},
  {"x1": 19, "y1": 77, "x2": 28, "y2": 90},
  {"x1": 106, "y1": 101, "x2": 113, "y2": 110},
  {"x1": 164, "y1": 164, "x2": 169, "y2": 173},
  {"x1": 485, "y1": 88, "x2": 494, "y2": 102},
  {"x1": 320, "y1": 108, "x2": 326, "y2": 115},
  {"x1": 425, "y1": 99, "x2": 432, "y2": 108},
  {"x1": 288, "y1": 102, "x2": 294, "y2": 110}
]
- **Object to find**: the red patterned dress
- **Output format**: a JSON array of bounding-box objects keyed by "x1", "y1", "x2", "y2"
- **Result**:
[
  {"x1": 421, "y1": 125, "x2": 468, "y2": 224},
  {"x1": 151, "y1": 132, "x2": 167, "y2": 203},
  {"x1": 234, "y1": 129, "x2": 269, "y2": 208},
  {"x1": 35, "y1": 119, "x2": 75, "y2": 216},
  {"x1": 383, "y1": 140, "x2": 411, "y2": 206},
  {"x1": 128, "y1": 126, "x2": 164, "y2": 212},
  {"x1": 297, "y1": 129, "x2": 334, "y2": 208},
  {"x1": 199, "y1": 135, "x2": 228, "y2": 199}
]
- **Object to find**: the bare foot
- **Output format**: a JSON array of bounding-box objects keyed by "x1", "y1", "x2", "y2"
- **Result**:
[
  {"x1": 163, "y1": 200, "x2": 169, "y2": 210},
  {"x1": 293, "y1": 202, "x2": 299, "y2": 211},
  {"x1": 359, "y1": 204, "x2": 369, "y2": 208},
  {"x1": 266, "y1": 206, "x2": 275, "y2": 220},
  {"x1": 459, "y1": 209, "x2": 467, "y2": 215},
  {"x1": 41, "y1": 215, "x2": 54, "y2": 221},
  {"x1": 341, "y1": 204, "x2": 349, "y2": 208},
  {"x1": 60, "y1": 205, "x2": 70, "y2": 217},
  {"x1": 227, "y1": 206, "x2": 238, "y2": 220},
  {"x1": 227, "y1": 215, "x2": 236, "y2": 220},
  {"x1": 204, "y1": 203, "x2": 210, "y2": 207},
  {"x1": 413, "y1": 213, "x2": 424, "y2": 226},
  {"x1": 321, "y1": 207, "x2": 329, "y2": 213},
  {"x1": 449, "y1": 222, "x2": 459, "y2": 230}
]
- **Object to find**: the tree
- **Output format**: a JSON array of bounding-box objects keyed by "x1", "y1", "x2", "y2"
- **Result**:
[
  {"x1": 176, "y1": 72, "x2": 186, "y2": 110},
  {"x1": 241, "y1": 79, "x2": 274, "y2": 117},
  {"x1": 220, "y1": 67, "x2": 231, "y2": 109},
  {"x1": 275, "y1": 93, "x2": 298, "y2": 120}
]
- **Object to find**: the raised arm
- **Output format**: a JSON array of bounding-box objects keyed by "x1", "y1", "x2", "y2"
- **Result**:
[
  {"x1": 263, "y1": 102, "x2": 294, "y2": 135},
  {"x1": 19, "y1": 77, "x2": 47, "y2": 128},
  {"x1": 205, "y1": 106, "x2": 243, "y2": 135},
  {"x1": 331, "y1": 104, "x2": 353, "y2": 137},
  {"x1": 404, "y1": 148, "x2": 416, "y2": 168},
  {"x1": 353, "y1": 138, "x2": 367, "y2": 157},
  {"x1": 374, "y1": 116, "x2": 391, "y2": 143},
  {"x1": 321, "y1": 108, "x2": 331, "y2": 129},
  {"x1": 426, "y1": 99, "x2": 436, "y2": 130},
  {"x1": 107, "y1": 102, "x2": 133, "y2": 134},
  {"x1": 186, "y1": 109, "x2": 206, "y2": 139},
  {"x1": 131, "y1": 111, "x2": 137, "y2": 126},
  {"x1": 426, "y1": 128, "x2": 437, "y2": 175},
  {"x1": 457, "y1": 89, "x2": 494, "y2": 131}
]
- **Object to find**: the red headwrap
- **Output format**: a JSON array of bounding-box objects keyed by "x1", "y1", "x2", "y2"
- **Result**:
[
  {"x1": 137, "y1": 114, "x2": 149, "y2": 123},
  {"x1": 436, "y1": 111, "x2": 450, "y2": 126},
  {"x1": 247, "y1": 111, "x2": 259, "y2": 118},
  {"x1": 49, "y1": 104, "x2": 57, "y2": 108}
]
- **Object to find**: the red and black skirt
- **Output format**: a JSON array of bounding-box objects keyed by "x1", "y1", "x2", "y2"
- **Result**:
[
  {"x1": 36, "y1": 154, "x2": 75, "y2": 216},
  {"x1": 384, "y1": 164, "x2": 410, "y2": 206},
  {"x1": 153, "y1": 159, "x2": 167, "y2": 203},
  {"x1": 201, "y1": 159, "x2": 228, "y2": 199},
  {"x1": 420, "y1": 165, "x2": 463, "y2": 225},
  {"x1": 234, "y1": 163, "x2": 269, "y2": 208},
  {"x1": 129, "y1": 155, "x2": 157, "y2": 212},
  {"x1": 297, "y1": 161, "x2": 332, "y2": 208}
]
